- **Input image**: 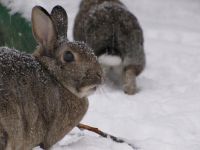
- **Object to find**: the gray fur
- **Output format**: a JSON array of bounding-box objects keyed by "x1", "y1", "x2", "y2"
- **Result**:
[
  {"x1": 0, "y1": 5, "x2": 102, "y2": 150},
  {"x1": 74, "y1": 0, "x2": 145, "y2": 94}
]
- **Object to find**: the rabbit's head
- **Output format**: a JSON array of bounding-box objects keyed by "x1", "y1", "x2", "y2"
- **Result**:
[{"x1": 32, "y1": 6, "x2": 103, "y2": 98}]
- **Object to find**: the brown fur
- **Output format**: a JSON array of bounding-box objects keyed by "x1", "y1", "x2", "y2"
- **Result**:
[{"x1": 0, "y1": 5, "x2": 102, "y2": 150}]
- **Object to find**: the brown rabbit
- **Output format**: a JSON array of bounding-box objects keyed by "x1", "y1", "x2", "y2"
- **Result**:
[
  {"x1": 0, "y1": 5, "x2": 102, "y2": 150},
  {"x1": 74, "y1": 0, "x2": 145, "y2": 95}
]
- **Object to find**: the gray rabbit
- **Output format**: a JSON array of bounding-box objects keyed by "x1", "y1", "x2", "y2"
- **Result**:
[
  {"x1": 0, "y1": 5, "x2": 102, "y2": 150},
  {"x1": 74, "y1": 0, "x2": 145, "y2": 95}
]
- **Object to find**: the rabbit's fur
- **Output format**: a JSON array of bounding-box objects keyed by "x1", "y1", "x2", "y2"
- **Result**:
[
  {"x1": 0, "y1": 5, "x2": 102, "y2": 150},
  {"x1": 74, "y1": 0, "x2": 145, "y2": 95}
]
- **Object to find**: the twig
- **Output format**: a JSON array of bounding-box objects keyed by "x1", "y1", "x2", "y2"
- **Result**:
[{"x1": 77, "y1": 123, "x2": 138, "y2": 150}]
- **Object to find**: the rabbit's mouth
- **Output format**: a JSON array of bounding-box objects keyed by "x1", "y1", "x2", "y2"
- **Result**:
[
  {"x1": 66, "y1": 85, "x2": 98, "y2": 98},
  {"x1": 78, "y1": 84, "x2": 98, "y2": 98}
]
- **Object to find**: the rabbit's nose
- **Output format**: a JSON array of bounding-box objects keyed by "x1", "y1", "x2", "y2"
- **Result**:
[{"x1": 85, "y1": 69, "x2": 103, "y2": 84}]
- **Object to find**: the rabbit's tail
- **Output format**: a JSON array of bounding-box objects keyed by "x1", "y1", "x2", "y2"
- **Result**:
[{"x1": 98, "y1": 54, "x2": 122, "y2": 66}]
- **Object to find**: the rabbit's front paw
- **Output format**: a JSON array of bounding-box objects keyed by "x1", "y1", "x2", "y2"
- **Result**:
[{"x1": 123, "y1": 83, "x2": 137, "y2": 95}]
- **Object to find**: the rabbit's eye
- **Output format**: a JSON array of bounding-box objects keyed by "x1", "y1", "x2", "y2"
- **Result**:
[{"x1": 63, "y1": 51, "x2": 75, "y2": 63}]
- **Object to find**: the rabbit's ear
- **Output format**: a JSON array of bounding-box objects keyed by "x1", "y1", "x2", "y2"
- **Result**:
[
  {"x1": 32, "y1": 6, "x2": 57, "y2": 57},
  {"x1": 51, "y1": 5, "x2": 68, "y2": 42}
]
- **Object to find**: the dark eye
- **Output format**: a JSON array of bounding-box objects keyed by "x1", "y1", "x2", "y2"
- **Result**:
[{"x1": 63, "y1": 51, "x2": 75, "y2": 62}]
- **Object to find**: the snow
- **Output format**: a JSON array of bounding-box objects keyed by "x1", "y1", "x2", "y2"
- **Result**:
[{"x1": 1, "y1": 0, "x2": 200, "y2": 150}]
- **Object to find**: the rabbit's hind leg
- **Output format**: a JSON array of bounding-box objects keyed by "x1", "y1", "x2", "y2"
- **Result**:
[
  {"x1": 0, "y1": 127, "x2": 8, "y2": 150},
  {"x1": 122, "y1": 65, "x2": 137, "y2": 95}
]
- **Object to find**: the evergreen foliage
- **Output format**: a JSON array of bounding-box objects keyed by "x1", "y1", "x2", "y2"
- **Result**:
[{"x1": 0, "y1": 4, "x2": 36, "y2": 52}]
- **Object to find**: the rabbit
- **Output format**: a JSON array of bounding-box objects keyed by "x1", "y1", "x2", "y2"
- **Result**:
[
  {"x1": 0, "y1": 5, "x2": 103, "y2": 150},
  {"x1": 73, "y1": 0, "x2": 145, "y2": 95}
]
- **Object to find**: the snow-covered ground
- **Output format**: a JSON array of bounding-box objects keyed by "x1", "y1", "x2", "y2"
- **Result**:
[{"x1": 1, "y1": 0, "x2": 200, "y2": 150}]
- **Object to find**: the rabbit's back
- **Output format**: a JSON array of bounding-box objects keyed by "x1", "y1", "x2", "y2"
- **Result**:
[
  {"x1": 0, "y1": 47, "x2": 50, "y2": 103},
  {"x1": 0, "y1": 47, "x2": 48, "y2": 80}
]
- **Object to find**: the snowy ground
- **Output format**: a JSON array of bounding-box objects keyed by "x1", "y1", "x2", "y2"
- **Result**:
[{"x1": 1, "y1": 0, "x2": 200, "y2": 150}]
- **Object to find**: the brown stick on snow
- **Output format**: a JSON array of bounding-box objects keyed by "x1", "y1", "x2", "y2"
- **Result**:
[{"x1": 77, "y1": 123, "x2": 138, "y2": 150}]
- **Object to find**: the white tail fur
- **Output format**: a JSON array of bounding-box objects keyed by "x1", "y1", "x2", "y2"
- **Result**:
[{"x1": 98, "y1": 54, "x2": 122, "y2": 66}]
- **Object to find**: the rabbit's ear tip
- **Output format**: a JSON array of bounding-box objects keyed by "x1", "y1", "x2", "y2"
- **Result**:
[
  {"x1": 51, "y1": 5, "x2": 68, "y2": 18},
  {"x1": 32, "y1": 6, "x2": 40, "y2": 13},
  {"x1": 32, "y1": 6, "x2": 44, "y2": 12},
  {"x1": 53, "y1": 5, "x2": 64, "y2": 9},
  {"x1": 32, "y1": 5, "x2": 41, "y2": 9},
  {"x1": 52, "y1": 5, "x2": 66, "y2": 13},
  {"x1": 32, "y1": 5, "x2": 50, "y2": 17}
]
